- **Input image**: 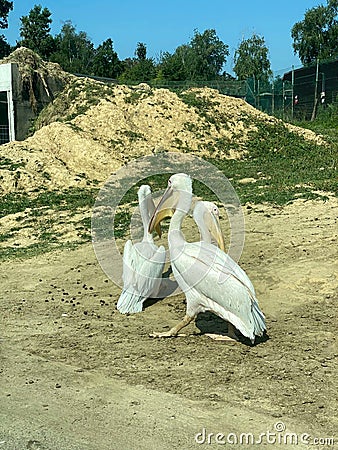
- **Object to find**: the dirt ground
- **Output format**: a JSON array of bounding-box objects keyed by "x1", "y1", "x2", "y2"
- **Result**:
[{"x1": 1, "y1": 196, "x2": 337, "y2": 450}]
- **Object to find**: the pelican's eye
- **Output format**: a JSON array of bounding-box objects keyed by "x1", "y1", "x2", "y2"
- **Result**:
[
  {"x1": 168, "y1": 179, "x2": 172, "y2": 187},
  {"x1": 213, "y1": 207, "x2": 219, "y2": 215}
]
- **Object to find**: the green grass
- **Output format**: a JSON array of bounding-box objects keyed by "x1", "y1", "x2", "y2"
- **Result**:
[
  {"x1": 208, "y1": 121, "x2": 337, "y2": 204},
  {"x1": 0, "y1": 187, "x2": 98, "y2": 261},
  {"x1": 1, "y1": 187, "x2": 98, "y2": 218},
  {"x1": 0, "y1": 241, "x2": 84, "y2": 261},
  {"x1": 0, "y1": 156, "x2": 26, "y2": 171}
]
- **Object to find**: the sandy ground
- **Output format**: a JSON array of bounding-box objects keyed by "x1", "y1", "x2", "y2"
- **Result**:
[{"x1": 1, "y1": 197, "x2": 337, "y2": 450}]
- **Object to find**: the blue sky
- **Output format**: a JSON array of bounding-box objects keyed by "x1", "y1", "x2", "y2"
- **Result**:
[{"x1": 4, "y1": 0, "x2": 322, "y2": 75}]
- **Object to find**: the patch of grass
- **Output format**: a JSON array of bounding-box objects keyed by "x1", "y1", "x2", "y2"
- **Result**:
[
  {"x1": 1, "y1": 187, "x2": 98, "y2": 218},
  {"x1": 179, "y1": 91, "x2": 218, "y2": 126},
  {"x1": 0, "y1": 241, "x2": 84, "y2": 262},
  {"x1": 125, "y1": 91, "x2": 143, "y2": 104},
  {"x1": 121, "y1": 130, "x2": 145, "y2": 141},
  {"x1": 42, "y1": 171, "x2": 51, "y2": 180},
  {"x1": 113, "y1": 210, "x2": 132, "y2": 239},
  {"x1": 67, "y1": 122, "x2": 84, "y2": 133},
  {"x1": 0, "y1": 231, "x2": 14, "y2": 242},
  {"x1": 208, "y1": 121, "x2": 337, "y2": 204},
  {"x1": 124, "y1": 88, "x2": 153, "y2": 104},
  {"x1": 179, "y1": 91, "x2": 213, "y2": 110},
  {"x1": 0, "y1": 157, "x2": 25, "y2": 171}
]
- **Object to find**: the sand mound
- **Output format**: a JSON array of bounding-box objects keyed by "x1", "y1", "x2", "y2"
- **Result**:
[
  {"x1": 1, "y1": 46, "x2": 73, "y2": 89},
  {"x1": 0, "y1": 65, "x2": 326, "y2": 196}
]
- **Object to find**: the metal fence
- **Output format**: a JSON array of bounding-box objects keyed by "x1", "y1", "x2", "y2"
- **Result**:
[
  {"x1": 0, "y1": 124, "x2": 9, "y2": 144},
  {"x1": 123, "y1": 59, "x2": 338, "y2": 121}
]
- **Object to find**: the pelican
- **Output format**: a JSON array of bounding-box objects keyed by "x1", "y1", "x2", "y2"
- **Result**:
[
  {"x1": 193, "y1": 201, "x2": 225, "y2": 251},
  {"x1": 117, "y1": 185, "x2": 166, "y2": 314},
  {"x1": 193, "y1": 200, "x2": 239, "y2": 340},
  {"x1": 148, "y1": 173, "x2": 266, "y2": 343}
]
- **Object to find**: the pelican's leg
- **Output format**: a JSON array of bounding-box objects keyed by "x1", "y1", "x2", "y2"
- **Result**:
[
  {"x1": 150, "y1": 314, "x2": 194, "y2": 338},
  {"x1": 204, "y1": 322, "x2": 239, "y2": 342},
  {"x1": 227, "y1": 323, "x2": 239, "y2": 340}
]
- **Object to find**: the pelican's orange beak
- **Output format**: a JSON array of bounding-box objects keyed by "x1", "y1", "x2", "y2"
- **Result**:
[
  {"x1": 148, "y1": 185, "x2": 176, "y2": 234},
  {"x1": 204, "y1": 209, "x2": 225, "y2": 251}
]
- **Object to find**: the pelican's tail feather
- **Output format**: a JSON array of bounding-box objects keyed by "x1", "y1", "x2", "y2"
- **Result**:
[
  {"x1": 117, "y1": 289, "x2": 145, "y2": 314},
  {"x1": 251, "y1": 299, "x2": 266, "y2": 341}
]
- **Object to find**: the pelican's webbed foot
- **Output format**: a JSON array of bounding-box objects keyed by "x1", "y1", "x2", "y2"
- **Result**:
[
  {"x1": 149, "y1": 314, "x2": 194, "y2": 338},
  {"x1": 204, "y1": 323, "x2": 239, "y2": 342},
  {"x1": 149, "y1": 331, "x2": 186, "y2": 338}
]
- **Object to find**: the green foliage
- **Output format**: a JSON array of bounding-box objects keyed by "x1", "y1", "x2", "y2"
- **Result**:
[
  {"x1": 0, "y1": 0, "x2": 13, "y2": 29},
  {"x1": 119, "y1": 42, "x2": 156, "y2": 83},
  {"x1": 19, "y1": 4, "x2": 56, "y2": 59},
  {"x1": 189, "y1": 29, "x2": 229, "y2": 79},
  {"x1": 0, "y1": 34, "x2": 10, "y2": 57},
  {"x1": 159, "y1": 29, "x2": 229, "y2": 82},
  {"x1": 159, "y1": 46, "x2": 191, "y2": 81},
  {"x1": 91, "y1": 38, "x2": 122, "y2": 78},
  {"x1": 0, "y1": 0, "x2": 12, "y2": 56},
  {"x1": 50, "y1": 21, "x2": 95, "y2": 74},
  {"x1": 233, "y1": 33, "x2": 272, "y2": 82},
  {"x1": 135, "y1": 42, "x2": 147, "y2": 60},
  {"x1": 119, "y1": 58, "x2": 157, "y2": 83},
  {"x1": 291, "y1": 0, "x2": 338, "y2": 65}
]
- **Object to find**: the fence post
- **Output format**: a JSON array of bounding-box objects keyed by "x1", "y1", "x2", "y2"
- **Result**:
[
  {"x1": 282, "y1": 81, "x2": 285, "y2": 120},
  {"x1": 311, "y1": 58, "x2": 320, "y2": 121},
  {"x1": 291, "y1": 65, "x2": 294, "y2": 119}
]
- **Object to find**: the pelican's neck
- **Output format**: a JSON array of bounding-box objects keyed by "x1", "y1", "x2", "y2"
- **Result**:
[
  {"x1": 142, "y1": 224, "x2": 153, "y2": 242},
  {"x1": 168, "y1": 208, "x2": 188, "y2": 249},
  {"x1": 199, "y1": 222, "x2": 211, "y2": 243},
  {"x1": 194, "y1": 210, "x2": 211, "y2": 244},
  {"x1": 139, "y1": 194, "x2": 153, "y2": 243}
]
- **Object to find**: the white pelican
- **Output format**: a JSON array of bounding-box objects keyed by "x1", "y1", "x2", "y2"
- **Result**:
[
  {"x1": 193, "y1": 200, "x2": 239, "y2": 340},
  {"x1": 148, "y1": 173, "x2": 266, "y2": 343},
  {"x1": 117, "y1": 185, "x2": 166, "y2": 314},
  {"x1": 193, "y1": 201, "x2": 225, "y2": 251}
]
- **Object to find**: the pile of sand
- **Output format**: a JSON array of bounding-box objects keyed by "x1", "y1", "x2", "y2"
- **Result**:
[
  {"x1": 1, "y1": 47, "x2": 73, "y2": 92},
  {"x1": 0, "y1": 50, "x2": 326, "y2": 196}
]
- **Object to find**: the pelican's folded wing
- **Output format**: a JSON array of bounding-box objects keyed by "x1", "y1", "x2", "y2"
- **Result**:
[
  {"x1": 118, "y1": 241, "x2": 166, "y2": 314},
  {"x1": 173, "y1": 241, "x2": 265, "y2": 340}
]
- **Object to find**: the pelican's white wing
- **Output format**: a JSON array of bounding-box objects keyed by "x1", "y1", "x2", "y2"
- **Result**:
[
  {"x1": 171, "y1": 241, "x2": 265, "y2": 342},
  {"x1": 117, "y1": 240, "x2": 166, "y2": 314}
]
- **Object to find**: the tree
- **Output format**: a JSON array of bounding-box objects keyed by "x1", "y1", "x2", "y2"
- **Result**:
[
  {"x1": 135, "y1": 42, "x2": 147, "y2": 60},
  {"x1": 0, "y1": 0, "x2": 13, "y2": 58},
  {"x1": 119, "y1": 42, "x2": 156, "y2": 82},
  {"x1": 0, "y1": 0, "x2": 12, "y2": 28},
  {"x1": 119, "y1": 57, "x2": 156, "y2": 83},
  {"x1": 91, "y1": 38, "x2": 122, "y2": 78},
  {"x1": 291, "y1": 0, "x2": 338, "y2": 65},
  {"x1": 50, "y1": 21, "x2": 95, "y2": 73},
  {"x1": 159, "y1": 29, "x2": 229, "y2": 81},
  {"x1": 189, "y1": 29, "x2": 229, "y2": 79},
  {"x1": 159, "y1": 45, "x2": 189, "y2": 81},
  {"x1": 233, "y1": 34, "x2": 272, "y2": 83},
  {"x1": 19, "y1": 4, "x2": 55, "y2": 59}
]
